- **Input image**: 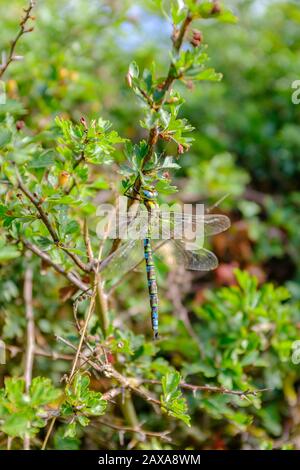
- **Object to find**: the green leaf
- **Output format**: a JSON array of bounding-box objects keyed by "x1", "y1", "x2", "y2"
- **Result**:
[
  {"x1": 54, "y1": 426, "x2": 81, "y2": 450},
  {"x1": 30, "y1": 377, "x2": 61, "y2": 406},
  {"x1": 64, "y1": 220, "x2": 80, "y2": 235},
  {"x1": 129, "y1": 61, "x2": 139, "y2": 79},
  {"x1": 5, "y1": 377, "x2": 25, "y2": 404},
  {"x1": 0, "y1": 204, "x2": 8, "y2": 217},
  {"x1": 0, "y1": 129, "x2": 12, "y2": 147},
  {"x1": 0, "y1": 376, "x2": 61, "y2": 438},
  {"x1": 195, "y1": 2, "x2": 238, "y2": 24},
  {"x1": 1, "y1": 411, "x2": 30, "y2": 438},
  {"x1": 78, "y1": 415, "x2": 89, "y2": 427},
  {"x1": 27, "y1": 150, "x2": 55, "y2": 168},
  {"x1": 0, "y1": 245, "x2": 21, "y2": 262},
  {"x1": 171, "y1": 0, "x2": 187, "y2": 25},
  {"x1": 64, "y1": 422, "x2": 77, "y2": 439},
  {"x1": 193, "y1": 68, "x2": 223, "y2": 82},
  {"x1": 35, "y1": 236, "x2": 53, "y2": 250},
  {"x1": 64, "y1": 373, "x2": 107, "y2": 420},
  {"x1": 162, "y1": 370, "x2": 181, "y2": 395},
  {"x1": 55, "y1": 116, "x2": 124, "y2": 166},
  {"x1": 217, "y1": 7, "x2": 238, "y2": 24},
  {"x1": 156, "y1": 180, "x2": 178, "y2": 194},
  {"x1": 161, "y1": 371, "x2": 191, "y2": 426}
]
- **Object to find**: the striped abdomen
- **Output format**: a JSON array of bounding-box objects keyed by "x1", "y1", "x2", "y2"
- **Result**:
[{"x1": 143, "y1": 237, "x2": 159, "y2": 339}]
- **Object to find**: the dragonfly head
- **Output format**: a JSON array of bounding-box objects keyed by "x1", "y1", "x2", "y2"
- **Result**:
[{"x1": 141, "y1": 186, "x2": 158, "y2": 201}]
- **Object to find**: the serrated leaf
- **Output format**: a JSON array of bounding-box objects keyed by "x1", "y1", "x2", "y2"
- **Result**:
[
  {"x1": 156, "y1": 179, "x2": 178, "y2": 194},
  {"x1": 193, "y1": 68, "x2": 223, "y2": 82},
  {"x1": 162, "y1": 370, "x2": 181, "y2": 396},
  {"x1": 5, "y1": 377, "x2": 25, "y2": 404},
  {"x1": 30, "y1": 377, "x2": 61, "y2": 406},
  {"x1": 161, "y1": 371, "x2": 191, "y2": 426},
  {"x1": 1, "y1": 412, "x2": 30, "y2": 438}
]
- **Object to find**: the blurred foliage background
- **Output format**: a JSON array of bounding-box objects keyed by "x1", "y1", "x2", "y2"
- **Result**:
[{"x1": 0, "y1": 0, "x2": 300, "y2": 450}]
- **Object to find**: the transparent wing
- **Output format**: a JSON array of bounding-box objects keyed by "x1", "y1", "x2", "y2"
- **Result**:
[
  {"x1": 100, "y1": 237, "x2": 218, "y2": 291},
  {"x1": 98, "y1": 206, "x2": 224, "y2": 287},
  {"x1": 156, "y1": 223, "x2": 219, "y2": 271},
  {"x1": 159, "y1": 212, "x2": 230, "y2": 237},
  {"x1": 106, "y1": 210, "x2": 230, "y2": 240},
  {"x1": 171, "y1": 240, "x2": 219, "y2": 271},
  {"x1": 99, "y1": 238, "x2": 145, "y2": 285},
  {"x1": 106, "y1": 209, "x2": 150, "y2": 240}
]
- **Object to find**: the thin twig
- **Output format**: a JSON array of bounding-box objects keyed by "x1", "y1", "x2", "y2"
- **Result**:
[
  {"x1": 173, "y1": 12, "x2": 193, "y2": 51},
  {"x1": 23, "y1": 252, "x2": 35, "y2": 450},
  {"x1": 0, "y1": 1, "x2": 35, "y2": 79},
  {"x1": 16, "y1": 172, "x2": 59, "y2": 243},
  {"x1": 6, "y1": 344, "x2": 74, "y2": 362},
  {"x1": 16, "y1": 170, "x2": 90, "y2": 273},
  {"x1": 42, "y1": 233, "x2": 107, "y2": 449},
  {"x1": 94, "y1": 208, "x2": 114, "y2": 334},
  {"x1": 68, "y1": 226, "x2": 108, "y2": 379},
  {"x1": 41, "y1": 417, "x2": 56, "y2": 451},
  {"x1": 68, "y1": 296, "x2": 97, "y2": 381},
  {"x1": 7, "y1": 437, "x2": 13, "y2": 450},
  {"x1": 95, "y1": 419, "x2": 172, "y2": 443},
  {"x1": 83, "y1": 218, "x2": 94, "y2": 264},
  {"x1": 55, "y1": 335, "x2": 160, "y2": 406},
  {"x1": 56, "y1": 332, "x2": 264, "y2": 405},
  {"x1": 56, "y1": 335, "x2": 258, "y2": 405},
  {"x1": 22, "y1": 239, "x2": 90, "y2": 293},
  {"x1": 141, "y1": 379, "x2": 269, "y2": 398},
  {"x1": 102, "y1": 387, "x2": 123, "y2": 402},
  {"x1": 72, "y1": 301, "x2": 95, "y2": 355},
  {"x1": 60, "y1": 245, "x2": 90, "y2": 273}
]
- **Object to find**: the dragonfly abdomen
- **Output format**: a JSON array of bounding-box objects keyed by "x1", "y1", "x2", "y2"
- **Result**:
[{"x1": 143, "y1": 237, "x2": 159, "y2": 339}]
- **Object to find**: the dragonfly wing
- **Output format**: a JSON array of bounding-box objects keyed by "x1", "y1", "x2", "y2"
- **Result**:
[
  {"x1": 99, "y1": 238, "x2": 144, "y2": 285},
  {"x1": 202, "y1": 214, "x2": 231, "y2": 236},
  {"x1": 105, "y1": 211, "x2": 150, "y2": 240},
  {"x1": 167, "y1": 239, "x2": 219, "y2": 271},
  {"x1": 156, "y1": 216, "x2": 219, "y2": 270},
  {"x1": 184, "y1": 247, "x2": 218, "y2": 271},
  {"x1": 159, "y1": 213, "x2": 230, "y2": 237}
]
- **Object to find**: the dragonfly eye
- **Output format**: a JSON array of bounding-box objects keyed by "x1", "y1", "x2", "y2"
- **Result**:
[{"x1": 142, "y1": 189, "x2": 158, "y2": 200}]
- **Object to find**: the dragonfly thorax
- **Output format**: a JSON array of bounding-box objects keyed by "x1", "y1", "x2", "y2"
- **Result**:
[{"x1": 140, "y1": 186, "x2": 159, "y2": 212}]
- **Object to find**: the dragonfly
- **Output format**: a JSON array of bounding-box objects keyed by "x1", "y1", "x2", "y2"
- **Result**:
[{"x1": 99, "y1": 185, "x2": 230, "y2": 339}]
